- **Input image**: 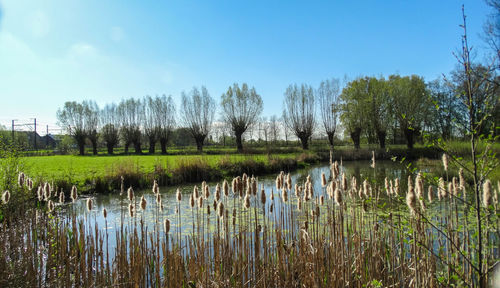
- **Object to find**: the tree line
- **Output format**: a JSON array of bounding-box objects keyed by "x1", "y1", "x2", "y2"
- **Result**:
[{"x1": 56, "y1": 64, "x2": 498, "y2": 156}]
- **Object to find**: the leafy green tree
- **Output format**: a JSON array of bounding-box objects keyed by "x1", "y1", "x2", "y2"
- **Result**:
[
  {"x1": 83, "y1": 100, "x2": 99, "y2": 155},
  {"x1": 221, "y1": 83, "x2": 263, "y2": 152},
  {"x1": 428, "y1": 78, "x2": 465, "y2": 139},
  {"x1": 388, "y1": 75, "x2": 431, "y2": 149},
  {"x1": 283, "y1": 83, "x2": 316, "y2": 150},
  {"x1": 340, "y1": 78, "x2": 369, "y2": 149}
]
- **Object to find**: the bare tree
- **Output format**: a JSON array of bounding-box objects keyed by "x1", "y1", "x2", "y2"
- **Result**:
[
  {"x1": 318, "y1": 78, "x2": 340, "y2": 153},
  {"x1": 221, "y1": 83, "x2": 263, "y2": 152},
  {"x1": 57, "y1": 101, "x2": 87, "y2": 155},
  {"x1": 117, "y1": 98, "x2": 143, "y2": 154},
  {"x1": 180, "y1": 86, "x2": 215, "y2": 152},
  {"x1": 157, "y1": 95, "x2": 176, "y2": 154},
  {"x1": 283, "y1": 83, "x2": 316, "y2": 150},
  {"x1": 83, "y1": 100, "x2": 99, "y2": 155},
  {"x1": 269, "y1": 115, "x2": 280, "y2": 144},
  {"x1": 143, "y1": 96, "x2": 159, "y2": 154},
  {"x1": 100, "y1": 103, "x2": 120, "y2": 154}
]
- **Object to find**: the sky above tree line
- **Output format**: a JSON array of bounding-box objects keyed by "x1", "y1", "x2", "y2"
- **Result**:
[{"x1": 0, "y1": 0, "x2": 494, "y2": 134}]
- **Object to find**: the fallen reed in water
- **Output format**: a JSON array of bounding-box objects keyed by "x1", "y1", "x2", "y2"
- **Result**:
[{"x1": 0, "y1": 163, "x2": 498, "y2": 287}]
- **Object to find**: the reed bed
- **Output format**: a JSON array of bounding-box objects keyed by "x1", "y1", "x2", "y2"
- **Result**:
[{"x1": 0, "y1": 161, "x2": 498, "y2": 287}]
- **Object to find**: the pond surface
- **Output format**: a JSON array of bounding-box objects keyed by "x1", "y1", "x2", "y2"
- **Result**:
[{"x1": 69, "y1": 160, "x2": 413, "y2": 237}]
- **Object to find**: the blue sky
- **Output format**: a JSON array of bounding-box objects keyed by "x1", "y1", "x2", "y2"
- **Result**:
[{"x1": 0, "y1": 0, "x2": 493, "y2": 133}]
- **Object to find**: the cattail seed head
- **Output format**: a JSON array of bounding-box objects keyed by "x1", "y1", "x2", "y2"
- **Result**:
[
  {"x1": 206, "y1": 183, "x2": 212, "y2": 199},
  {"x1": 127, "y1": 187, "x2": 134, "y2": 202},
  {"x1": 18, "y1": 172, "x2": 25, "y2": 187},
  {"x1": 2, "y1": 190, "x2": 10, "y2": 204},
  {"x1": 251, "y1": 176, "x2": 258, "y2": 195},
  {"x1": 281, "y1": 188, "x2": 288, "y2": 203},
  {"x1": 286, "y1": 173, "x2": 292, "y2": 191},
  {"x1": 215, "y1": 184, "x2": 221, "y2": 202},
  {"x1": 189, "y1": 194, "x2": 195, "y2": 208},
  {"x1": 334, "y1": 187, "x2": 342, "y2": 206},
  {"x1": 438, "y1": 177, "x2": 445, "y2": 200},
  {"x1": 44, "y1": 182, "x2": 50, "y2": 200},
  {"x1": 198, "y1": 195, "x2": 203, "y2": 209},
  {"x1": 442, "y1": 153, "x2": 449, "y2": 172},
  {"x1": 459, "y1": 168, "x2": 465, "y2": 190},
  {"x1": 406, "y1": 186, "x2": 416, "y2": 215},
  {"x1": 71, "y1": 185, "x2": 78, "y2": 202},
  {"x1": 37, "y1": 186, "x2": 43, "y2": 201},
  {"x1": 164, "y1": 218, "x2": 170, "y2": 233},
  {"x1": 275, "y1": 175, "x2": 281, "y2": 191},
  {"x1": 260, "y1": 184, "x2": 266, "y2": 205},
  {"x1": 176, "y1": 188, "x2": 182, "y2": 202},
  {"x1": 223, "y1": 179, "x2": 229, "y2": 196},
  {"x1": 103, "y1": 208, "x2": 107, "y2": 219},
  {"x1": 59, "y1": 190, "x2": 65, "y2": 204},
  {"x1": 320, "y1": 195, "x2": 324, "y2": 206},
  {"x1": 394, "y1": 178, "x2": 400, "y2": 196},
  {"x1": 297, "y1": 198, "x2": 302, "y2": 211},
  {"x1": 48, "y1": 200, "x2": 54, "y2": 212},
  {"x1": 483, "y1": 179, "x2": 492, "y2": 208},
  {"x1": 321, "y1": 172, "x2": 327, "y2": 187},
  {"x1": 120, "y1": 176, "x2": 124, "y2": 196},
  {"x1": 427, "y1": 186, "x2": 434, "y2": 203},
  {"x1": 193, "y1": 185, "x2": 199, "y2": 199},
  {"x1": 140, "y1": 195, "x2": 147, "y2": 210},
  {"x1": 217, "y1": 201, "x2": 224, "y2": 218},
  {"x1": 152, "y1": 180, "x2": 159, "y2": 194},
  {"x1": 156, "y1": 193, "x2": 161, "y2": 204},
  {"x1": 244, "y1": 194, "x2": 251, "y2": 209},
  {"x1": 86, "y1": 198, "x2": 93, "y2": 212},
  {"x1": 128, "y1": 204, "x2": 134, "y2": 217}
]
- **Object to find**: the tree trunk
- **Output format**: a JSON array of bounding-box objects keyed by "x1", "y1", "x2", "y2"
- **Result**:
[
  {"x1": 299, "y1": 136, "x2": 309, "y2": 150},
  {"x1": 235, "y1": 132, "x2": 243, "y2": 152},
  {"x1": 404, "y1": 128, "x2": 414, "y2": 149},
  {"x1": 350, "y1": 128, "x2": 361, "y2": 149},
  {"x1": 195, "y1": 136, "x2": 205, "y2": 153},
  {"x1": 78, "y1": 142, "x2": 85, "y2": 156},
  {"x1": 124, "y1": 142, "x2": 130, "y2": 154},
  {"x1": 91, "y1": 140, "x2": 98, "y2": 155},
  {"x1": 148, "y1": 139, "x2": 156, "y2": 154},
  {"x1": 160, "y1": 138, "x2": 168, "y2": 154},
  {"x1": 134, "y1": 141, "x2": 142, "y2": 154},
  {"x1": 107, "y1": 143, "x2": 114, "y2": 155},
  {"x1": 377, "y1": 130, "x2": 386, "y2": 149}
]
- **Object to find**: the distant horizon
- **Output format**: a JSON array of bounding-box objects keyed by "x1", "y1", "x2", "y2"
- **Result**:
[{"x1": 0, "y1": 0, "x2": 494, "y2": 133}]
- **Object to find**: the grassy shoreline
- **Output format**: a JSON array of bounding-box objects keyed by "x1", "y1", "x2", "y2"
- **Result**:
[{"x1": 21, "y1": 145, "x2": 454, "y2": 194}]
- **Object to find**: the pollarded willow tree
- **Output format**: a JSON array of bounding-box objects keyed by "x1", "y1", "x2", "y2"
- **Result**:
[
  {"x1": 181, "y1": 86, "x2": 215, "y2": 152},
  {"x1": 83, "y1": 100, "x2": 99, "y2": 155},
  {"x1": 340, "y1": 80, "x2": 366, "y2": 149},
  {"x1": 57, "y1": 101, "x2": 87, "y2": 155},
  {"x1": 388, "y1": 74, "x2": 432, "y2": 149},
  {"x1": 221, "y1": 83, "x2": 263, "y2": 152},
  {"x1": 283, "y1": 83, "x2": 315, "y2": 150},
  {"x1": 157, "y1": 95, "x2": 176, "y2": 154},
  {"x1": 117, "y1": 98, "x2": 143, "y2": 154},
  {"x1": 100, "y1": 103, "x2": 120, "y2": 155},
  {"x1": 318, "y1": 78, "x2": 340, "y2": 153},
  {"x1": 143, "y1": 95, "x2": 160, "y2": 154}
]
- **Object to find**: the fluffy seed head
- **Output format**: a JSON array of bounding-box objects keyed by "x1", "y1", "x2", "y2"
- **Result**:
[
  {"x1": 321, "y1": 172, "x2": 327, "y2": 187},
  {"x1": 156, "y1": 193, "x2": 161, "y2": 204},
  {"x1": 189, "y1": 194, "x2": 195, "y2": 208},
  {"x1": 215, "y1": 184, "x2": 221, "y2": 202},
  {"x1": 140, "y1": 195, "x2": 147, "y2": 210},
  {"x1": 86, "y1": 198, "x2": 93, "y2": 212},
  {"x1": 198, "y1": 195, "x2": 203, "y2": 209},
  {"x1": 459, "y1": 168, "x2": 465, "y2": 190},
  {"x1": 442, "y1": 153, "x2": 449, "y2": 172},
  {"x1": 223, "y1": 179, "x2": 229, "y2": 196},
  {"x1": 164, "y1": 218, "x2": 170, "y2": 233},
  {"x1": 320, "y1": 195, "x2": 324, "y2": 206},
  {"x1": 205, "y1": 183, "x2": 211, "y2": 199},
  {"x1": 244, "y1": 194, "x2": 251, "y2": 209},
  {"x1": 193, "y1": 185, "x2": 199, "y2": 199},
  {"x1": 176, "y1": 188, "x2": 182, "y2": 202},
  {"x1": 483, "y1": 180, "x2": 492, "y2": 208},
  {"x1": 281, "y1": 188, "x2": 288, "y2": 203},
  {"x1": 2, "y1": 190, "x2": 10, "y2": 204},
  {"x1": 127, "y1": 187, "x2": 134, "y2": 202},
  {"x1": 217, "y1": 201, "x2": 224, "y2": 218},
  {"x1": 370, "y1": 151, "x2": 376, "y2": 168},
  {"x1": 334, "y1": 187, "x2": 342, "y2": 206},
  {"x1": 37, "y1": 186, "x2": 43, "y2": 201},
  {"x1": 406, "y1": 186, "x2": 416, "y2": 215},
  {"x1": 103, "y1": 208, "x2": 107, "y2": 219},
  {"x1": 260, "y1": 185, "x2": 266, "y2": 205},
  {"x1": 128, "y1": 204, "x2": 134, "y2": 217},
  {"x1": 427, "y1": 186, "x2": 434, "y2": 203},
  {"x1": 71, "y1": 185, "x2": 78, "y2": 202},
  {"x1": 18, "y1": 172, "x2": 25, "y2": 187},
  {"x1": 152, "y1": 180, "x2": 159, "y2": 194},
  {"x1": 59, "y1": 191, "x2": 65, "y2": 204},
  {"x1": 48, "y1": 200, "x2": 54, "y2": 212}
]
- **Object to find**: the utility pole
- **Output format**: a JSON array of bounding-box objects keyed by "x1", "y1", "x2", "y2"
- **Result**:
[
  {"x1": 46, "y1": 125, "x2": 49, "y2": 147},
  {"x1": 34, "y1": 118, "x2": 37, "y2": 150}
]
